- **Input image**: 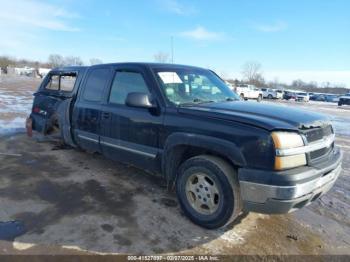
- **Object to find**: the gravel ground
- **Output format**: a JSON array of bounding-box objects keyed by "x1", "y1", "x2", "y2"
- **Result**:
[{"x1": 0, "y1": 75, "x2": 349, "y2": 255}]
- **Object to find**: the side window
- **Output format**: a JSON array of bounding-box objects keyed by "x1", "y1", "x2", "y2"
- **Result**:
[
  {"x1": 83, "y1": 68, "x2": 110, "y2": 102},
  {"x1": 46, "y1": 75, "x2": 60, "y2": 90},
  {"x1": 60, "y1": 75, "x2": 77, "y2": 91},
  {"x1": 109, "y1": 71, "x2": 150, "y2": 105}
]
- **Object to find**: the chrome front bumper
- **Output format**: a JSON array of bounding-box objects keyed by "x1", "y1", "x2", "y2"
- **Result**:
[{"x1": 239, "y1": 149, "x2": 342, "y2": 214}]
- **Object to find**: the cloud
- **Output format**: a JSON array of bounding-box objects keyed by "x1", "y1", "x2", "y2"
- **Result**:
[
  {"x1": 0, "y1": 0, "x2": 80, "y2": 32},
  {"x1": 179, "y1": 26, "x2": 225, "y2": 41},
  {"x1": 158, "y1": 0, "x2": 197, "y2": 15},
  {"x1": 255, "y1": 21, "x2": 287, "y2": 32}
]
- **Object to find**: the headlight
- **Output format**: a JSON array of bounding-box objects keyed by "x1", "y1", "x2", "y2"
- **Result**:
[{"x1": 271, "y1": 132, "x2": 307, "y2": 170}]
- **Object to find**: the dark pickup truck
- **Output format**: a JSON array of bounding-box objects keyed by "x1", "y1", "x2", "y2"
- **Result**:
[{"x1": 27, "y1": 63, "x2": 342, "y2": 229}]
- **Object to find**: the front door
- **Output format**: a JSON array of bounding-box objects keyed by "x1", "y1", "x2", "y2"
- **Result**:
[{"x1": 100, "y1": 66, "x2": 163, "y2": 172}]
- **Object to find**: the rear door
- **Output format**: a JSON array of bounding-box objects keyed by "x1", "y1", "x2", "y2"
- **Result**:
[
  {"x1": 100, "y1": 65, "x2": 163, "y2": 172},
  {"x1": 72, "y1": 67, "x2": 112, "y2": 152}
]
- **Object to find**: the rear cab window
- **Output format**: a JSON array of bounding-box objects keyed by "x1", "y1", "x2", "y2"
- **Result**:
[{"x1": 44, "y1": 72, "x2": 77, "y2": 92}]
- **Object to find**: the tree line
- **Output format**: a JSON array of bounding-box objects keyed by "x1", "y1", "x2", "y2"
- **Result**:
[
  {"x1": 227, "y1": 61, "x2": 349, "y2": 95},
  {"x1": 0, "y1": 55, "x2": 103, "y2": 73},
  {"x1": 153, "y1": 52, "x2": 348, "y2": 94},
  {"x1": 1, "y1": 53, "x2": 348, "y2": 94}
]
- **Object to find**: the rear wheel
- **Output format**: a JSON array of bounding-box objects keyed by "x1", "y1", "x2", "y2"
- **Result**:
[
  {"x1": 338, "y1": 101, "x2": 342, "y2": 106},
  {"x1": 257, "y1": 94, "x2": 262, "y2": 102},
  {"x1": 176, "y1": 155, "x2": 242, "y2": 229},
  {"x1": 268, "y1": 94, "x2": 273, "y2": 99}
]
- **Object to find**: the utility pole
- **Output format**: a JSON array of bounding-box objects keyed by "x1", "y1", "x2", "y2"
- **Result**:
[{"x1": 171, "y1": 36, "x2": 174, "y2": 64}]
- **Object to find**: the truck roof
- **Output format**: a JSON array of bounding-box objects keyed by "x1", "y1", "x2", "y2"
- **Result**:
[
  {"x1": 51, "y1": 66, "x2": 88, "y2": 72},
  {"x1": 53, "y1": 62, "x2": 207, "y2": 72},
  {"x1": 93, "y1": 62, "x2": 206, "y2": 70}
]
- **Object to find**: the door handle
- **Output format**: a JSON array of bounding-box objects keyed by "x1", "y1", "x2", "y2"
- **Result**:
[{"x1": 102, "y1": 112, "x2": 111, "y2": 119}]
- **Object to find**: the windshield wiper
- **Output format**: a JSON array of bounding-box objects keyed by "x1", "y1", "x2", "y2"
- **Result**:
[
  {"x1": 180, "y1": 98, "x2": 215, "y2": 106},
  {"x1": 193, "y1": 98, "x2": 215, "y2": 104},
  {"x1": 218, "y1": 97, "x2": 238, "y2": 102}
]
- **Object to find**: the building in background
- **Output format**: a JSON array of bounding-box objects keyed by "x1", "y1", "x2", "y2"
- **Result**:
[{"x1": 6, "y1": 66, "x2": 51, "y2": 78}]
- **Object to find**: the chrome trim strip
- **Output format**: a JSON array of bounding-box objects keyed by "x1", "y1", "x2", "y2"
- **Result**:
[
  {"x1": 78, "y1": 135, "x2": 99, "y2": 143},
  {"x1": 276, "y1": 134, "x2": 335, "y2": 156},
  {"x1": 100, "y1": 141, "x2": 156, "y2": 158}
]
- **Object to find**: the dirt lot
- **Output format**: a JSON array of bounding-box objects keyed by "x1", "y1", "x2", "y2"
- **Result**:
[{"x1": 0, "y1": 76, "x2": 349, "y2": 255}]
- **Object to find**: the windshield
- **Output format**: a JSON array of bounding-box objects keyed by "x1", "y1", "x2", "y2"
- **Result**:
[
  {"x1": 154, "y1": 68, "x2": 239, "y2": 105},
  {"x1": 298, "y1": 92, "x2": 307, "y2": 96}
]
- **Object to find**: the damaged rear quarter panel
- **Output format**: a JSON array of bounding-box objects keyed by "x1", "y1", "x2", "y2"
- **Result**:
[{"x1": 30, "y1": 68, "x2": 87, "y2": 145}]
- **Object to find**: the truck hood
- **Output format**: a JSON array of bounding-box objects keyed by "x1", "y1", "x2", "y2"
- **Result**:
[{"x1": 178, "y1": 101, "x2": 330, "y2": 131}]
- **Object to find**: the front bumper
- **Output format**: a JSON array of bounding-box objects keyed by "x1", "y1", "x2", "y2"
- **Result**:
[{"x1": 238, "y1": 147, "x2": 342, "y2": 214}]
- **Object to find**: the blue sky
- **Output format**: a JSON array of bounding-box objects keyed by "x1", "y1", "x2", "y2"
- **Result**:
[{"x1": 0, "y1": 0, "x2": 349, "y2": 86}]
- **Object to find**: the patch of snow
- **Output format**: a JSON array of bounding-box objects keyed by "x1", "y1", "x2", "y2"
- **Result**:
[
  {"x1": 331, "y1": 116, "x2": 350, "y2": 137},
  {"x1": 12, "y1": 241, "x2": 36, "y2": 251},
  {"x1": 0, "y1": 117, "x2": 26, "y2": 135}
]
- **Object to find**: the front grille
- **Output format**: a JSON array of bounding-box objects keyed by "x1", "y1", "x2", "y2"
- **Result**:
[
  {"x1": 302, "y1": 125, "x2": 334, "y2": 161},
  {"x1": 309, "y1": 144, "x2": 333, "y2": 159},
  {"x1": 303, "y1": 125, "x2": 333, "y2": 143}
]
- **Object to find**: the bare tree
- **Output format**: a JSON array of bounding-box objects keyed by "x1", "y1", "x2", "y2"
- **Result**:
[
  {"x1": 0, "y1": 56, "x2": 12, "y2": 72},
  {"x1": 48, "y1": 54, "x2": 65, "y2": 68},
  {"x1": 153, "y1": 51, "x2": 169, "y2": 63},
  {"x1": 89, "y1": 58, "x2": 103, "y2": 65},
  {"x1": 241, "y1": 61, "x2": 264, "y2": 86},
  {"x1": 64, "y1": 56, "x2": 84, "y2": 66},
  {"x1": 48, "y1": 54, "x2": 84, "y2": 67}
]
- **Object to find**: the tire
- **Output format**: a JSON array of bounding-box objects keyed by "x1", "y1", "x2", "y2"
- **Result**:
[
  {"x1": 338, "y1": 101, "x2": 342, "y2": 106},
  {"x1": 268, "y1": 94, "x2": 273, "y2": 99},
  {"x1": 257, "y1": 94, "x2": 262, "y2": 102},
  {"x1": 176, "y1": 155, "x2": 242, "y2": 229},
  {"x1": 240, "y1": 94, "x2": 244, "y2": 100}
]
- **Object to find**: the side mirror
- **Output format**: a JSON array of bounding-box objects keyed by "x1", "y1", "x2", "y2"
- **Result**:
[{"x1": 125, "y1": 92, "x2": 155, "y2": 109}]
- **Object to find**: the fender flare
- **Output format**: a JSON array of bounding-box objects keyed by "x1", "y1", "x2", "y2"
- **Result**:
[{"x1": 162, "y1": 132, "x2": 246, "y2": 185}]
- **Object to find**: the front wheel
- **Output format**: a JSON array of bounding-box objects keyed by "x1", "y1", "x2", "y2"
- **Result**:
[{"x1": 176, "y1": 155, "x2": 242, "y2": 229}]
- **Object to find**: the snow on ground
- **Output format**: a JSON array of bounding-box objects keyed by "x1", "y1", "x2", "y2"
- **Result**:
[
  {"x1": 0, "y1": 76, "x2": 39, "y2": 135},
  {"x1": 0, "y1": 117, "x2": 27, "y2": 135}
]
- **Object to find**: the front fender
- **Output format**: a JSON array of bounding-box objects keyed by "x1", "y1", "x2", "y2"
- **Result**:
[{"x1": 162, "y1": 132, "x2": 246, "y2": 185}]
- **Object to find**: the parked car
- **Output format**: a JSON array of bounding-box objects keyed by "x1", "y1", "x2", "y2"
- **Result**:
[
  {"x1": 325, "y1": 94, "x2": 340, "y2": 103},
  {"x1": 235, "y1": 84, "x2": 263, "y2": 102},
  {"x1": 261, "y1": 88, "x2": 283, "y2": 99},
  {"x1": 310, "y1": 93, "x2": 322, "y2": 101},
  {"x1": 296, "y1": 92, "x2": 310, "y2": 102},
  {"x1": 283, "y1": 91, "x2": 296, "y2": 100},
  {"x1": 27, "y1": 63, "x2": 342, "y2": 229},
  {"x1": 338, "y1": 93, "x2": 350, "y2": 106},
  {"x1": 276, "y1": 89, "x2": 284, "y2": 98},
  {"x1": 312, "y1": 94, "x2": 326, "y2": 101}
]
